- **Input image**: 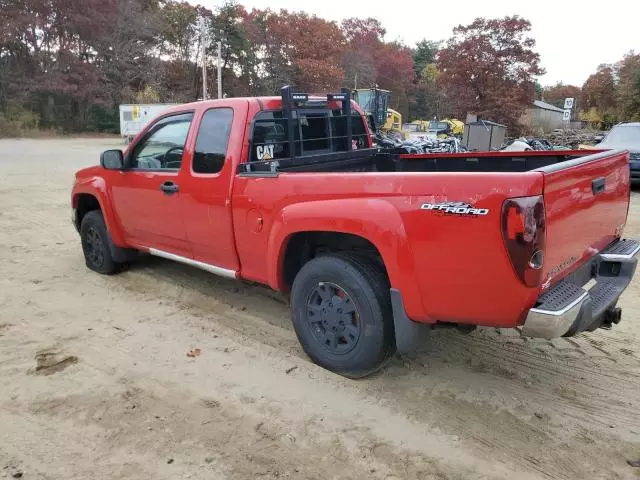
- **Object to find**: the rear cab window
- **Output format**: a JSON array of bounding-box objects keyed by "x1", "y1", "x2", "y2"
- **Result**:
[
  {"x1": 250, "y1": 107, "x2": 369, "y2": 163},
  {"x1": 193, "y1": 108, "x2": 234, "y2": 174}
]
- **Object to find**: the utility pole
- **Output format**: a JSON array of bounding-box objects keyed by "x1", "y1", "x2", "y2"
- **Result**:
[
  {"x1": 217, "y1": 40, "x2": 222, "y2": 99},
  {"x1": 199, "y1": 18, "x2": 208, "y2": 100}
]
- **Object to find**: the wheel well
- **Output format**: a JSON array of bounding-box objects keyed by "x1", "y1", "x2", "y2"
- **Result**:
[
  {"x1": 75, "y1": 194, "x2": 101, "y2": 230},
  {"x1": 282, "y1": 231, "x2": 388, "y2": 290}
]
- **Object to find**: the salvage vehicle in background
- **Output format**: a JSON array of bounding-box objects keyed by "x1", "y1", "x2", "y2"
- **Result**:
[
  {"x1": 402, "y1": 122, "x2": 423, "y2": 138},
  {"x1": 402, "y1": 120, "x2": 429, "y2": 139},
  {"x1": 427, "y1": 118, "x2": 464, "y2": 138},
  {"x1": 596, "y1": 122, "x2": 640, "y2": 183},
  {"x1": 72, "y1": 87, "x2": 639, "y2": 378}
]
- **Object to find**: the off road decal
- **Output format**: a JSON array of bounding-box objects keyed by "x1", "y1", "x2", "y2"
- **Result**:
[
  {"x1": 421, "y1": 202, "x2": 489, "y2": 216},
  {"x1": 542, "y1": 255, "x2": 579, "y2": 289},
  {"x1": 256, "y1": 144, "x2": 274, "y2": 161}
]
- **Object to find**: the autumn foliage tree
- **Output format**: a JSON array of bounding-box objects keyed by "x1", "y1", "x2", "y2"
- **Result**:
[
  {"x1": 571, "y1": 52, "x2": 640, "y2": 127},
  {"x1": 615, "y1": 52, "x2": 640, "y2": 122},
  {"x1": 339, "y1": 18, "x2": 414, "y2": 117},
  {"x1": 4, "y1": 1, "x2": 640, "y2": 136},
  {"x1": 581, "y1": 65, "x2": 616, "y2": 112},
  {"x1": 269, "y1": 11, "x2": 346, "y2": 92},
  {"x1": 437, "y1": 16, "x2": 543, "y2": 128},
  {"x1": 340, "y1": 17, "x2": 385, "y2": 90},
  {"x1": 374, "y1": 42, "x2": 414, "y2": 116},
  {"x1": 409, "y1": 40, "x2": 450, "y2": 120},
  {"x1": 0, "y1": 0, "x2": 438, "y2": 133},
  {"x1": 542, "y1": 83, "x2": 581, "y2": 109},
  {"x1": 15, "y1": 3, "x2": 625, "y2": 135},
  {"x1": 580, "y1": 64, "x2": 617, "y2": 127}
]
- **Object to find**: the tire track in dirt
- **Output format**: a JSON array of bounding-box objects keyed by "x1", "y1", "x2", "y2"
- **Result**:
[
  {"x1": 72, "y1": 250, "x2": 640, "y2": 479},
  {"x1": 0, "y1": 280, "x2": 528, "y2": 480}
]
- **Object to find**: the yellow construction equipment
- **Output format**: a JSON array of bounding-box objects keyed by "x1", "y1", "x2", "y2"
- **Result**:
[
  {"x1": 427, "y1": 118, "x2": 464, "y2": 138},
  {"x1": 401, "y1": 118, "x2": 463, "y2": 139},
  {"x1": 384, "y1": 109, "x2": 402, "y2": 133},
  {"x1": 352, "y1": 88, "x2": 403, "y2": 134}
]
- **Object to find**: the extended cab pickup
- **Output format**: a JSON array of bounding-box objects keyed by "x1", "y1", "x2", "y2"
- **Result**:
[{"x1": 72, "y1": 87, "x2": 639, "y2": 377}]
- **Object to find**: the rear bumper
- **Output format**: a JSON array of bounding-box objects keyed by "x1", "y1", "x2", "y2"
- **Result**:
[{"x1": 522, "y1": 239, "x2": 639, "y2": 339}]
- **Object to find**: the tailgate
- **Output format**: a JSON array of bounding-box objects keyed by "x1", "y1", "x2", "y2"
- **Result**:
[{"x1": 540, "y1": 149, "x2": 630, "y2": 287}]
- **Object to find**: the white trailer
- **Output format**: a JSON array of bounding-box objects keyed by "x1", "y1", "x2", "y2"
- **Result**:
[{"x1": 119, "y1": 104, "x2": 176, "y2": 143}]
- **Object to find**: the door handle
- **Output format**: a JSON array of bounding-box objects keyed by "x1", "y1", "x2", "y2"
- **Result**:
[
  {"x1": 592, "y1": 177, "x2": 605, "y2": 195},
  {"x1": 160, "y1": 181, "x2": 179, "y2": 195}
]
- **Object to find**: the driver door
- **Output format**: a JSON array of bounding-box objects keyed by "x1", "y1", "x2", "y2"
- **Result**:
[{"x1": 110, "y1": 112, "x2": 193, "y2": 257}]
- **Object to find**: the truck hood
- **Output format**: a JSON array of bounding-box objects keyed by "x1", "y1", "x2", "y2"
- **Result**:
[
  {"x1": 75, "y1": 165, "x2": 103, "y2": 180},
  {"x1": 599, "y1": 144, "x2": 640, "y2": 152}
]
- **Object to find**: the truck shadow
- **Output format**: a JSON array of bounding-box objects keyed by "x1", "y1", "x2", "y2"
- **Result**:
[
  {"x1": 122, "y1": 254, "x2": 295, "y2": 338},
  {"x1": 124, "y1": 253, "x2": 640, "y2": 381}
]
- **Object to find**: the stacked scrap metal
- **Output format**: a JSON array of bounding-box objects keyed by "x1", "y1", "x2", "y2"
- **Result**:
[
  {"x1": 542, "y1": 129, "x2": 607, "y2": 149},
  {"x1": 374, "y1": 132, "x2": 467, "y2": 154},
  {"x1": 498, "y1": 129, "x2": 608, "y2": 151}
]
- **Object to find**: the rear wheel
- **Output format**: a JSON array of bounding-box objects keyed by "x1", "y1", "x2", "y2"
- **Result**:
[
  {"x1": 80, "y1": 210, "x2": 119, "y2": 275},
  {"x1": 290, "y1": 254, "x2": 396, "y2": 378}
]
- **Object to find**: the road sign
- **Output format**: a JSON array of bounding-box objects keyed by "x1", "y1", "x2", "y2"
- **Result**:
[
  {"x1": 564, "y1": 98, "x2": 575, "y2": 110},
  {"x1": 563, "y1": 110, "x2": 571, "y2": 122}
]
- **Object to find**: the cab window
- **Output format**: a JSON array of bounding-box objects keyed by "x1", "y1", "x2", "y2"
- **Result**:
[{"x1": 129, "y1": 113, "x2": 193, "y2": 170}]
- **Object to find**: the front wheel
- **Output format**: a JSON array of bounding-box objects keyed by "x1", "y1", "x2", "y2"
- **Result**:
[
  {"x1": 80, "y1": 210, "x2": 119, "y2": 275},
  {"x1": 290, "y1": 254, "x2": 396, "y2": 378}
]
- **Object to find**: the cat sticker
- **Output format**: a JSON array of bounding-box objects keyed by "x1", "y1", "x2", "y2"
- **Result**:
[{"x1": 256, "y1": 145, "x2": 275, "y2": 161}]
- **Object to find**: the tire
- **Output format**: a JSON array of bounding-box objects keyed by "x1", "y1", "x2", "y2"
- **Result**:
[
  {"x1": 80, "y1": 210, "x2": 119, "y2": 275},
  {"x1": 290, "y1": 253, "x2": 396, "y2": 378}
]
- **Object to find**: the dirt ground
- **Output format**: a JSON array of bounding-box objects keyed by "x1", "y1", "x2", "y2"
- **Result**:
[{"x1": 1, "y1": 138, "x2": 639, "y2": 480}]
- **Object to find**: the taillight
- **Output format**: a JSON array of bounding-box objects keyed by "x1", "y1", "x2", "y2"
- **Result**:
[{"x1": 501, "y1": 195, "x2": 546, "y2": 287}]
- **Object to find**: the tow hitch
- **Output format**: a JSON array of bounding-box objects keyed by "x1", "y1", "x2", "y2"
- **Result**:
[{"x1": 603, "y1": 307, "x2": 622, "y2": 328}]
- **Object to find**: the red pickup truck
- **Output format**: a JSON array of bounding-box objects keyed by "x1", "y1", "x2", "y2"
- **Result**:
[{"x1": 72, "y1": 87, "x2": 639, "y2": 378}]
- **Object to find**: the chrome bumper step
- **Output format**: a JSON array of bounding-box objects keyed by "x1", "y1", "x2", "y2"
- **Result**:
[{"x1": 522, "y1": 238, "x2": 639, "y2": 339}]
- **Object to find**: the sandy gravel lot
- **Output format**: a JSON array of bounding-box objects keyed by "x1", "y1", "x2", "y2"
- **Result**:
[{"x1": 1, "y1": 138, "x2": 639, "y2": 480}]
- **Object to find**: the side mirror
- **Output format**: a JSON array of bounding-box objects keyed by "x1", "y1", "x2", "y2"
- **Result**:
[{"x1": 100, "y1": 149, "x2": 124, "y2": 170}]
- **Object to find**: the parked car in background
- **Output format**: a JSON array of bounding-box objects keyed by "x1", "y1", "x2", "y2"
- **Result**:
[{"x1": 598, "y1": 122, "x2": 640, "y2": 183}]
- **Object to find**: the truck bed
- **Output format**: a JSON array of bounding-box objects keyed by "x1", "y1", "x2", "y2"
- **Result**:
[{"x1": 235, "y1": 147, "x2": 631, "y2": 330}]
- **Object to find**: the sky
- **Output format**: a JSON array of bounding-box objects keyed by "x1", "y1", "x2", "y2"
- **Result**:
[{"x1": 194, "y1": 0, "x2": 640, "y2": 87}]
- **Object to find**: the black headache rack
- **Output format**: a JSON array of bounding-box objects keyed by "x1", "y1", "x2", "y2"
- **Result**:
[{"x1": 238, "y1": 86, "x2": 379, "y2": 175}]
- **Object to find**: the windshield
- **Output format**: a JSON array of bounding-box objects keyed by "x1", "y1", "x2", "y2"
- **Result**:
[
  {"x1": 355, "y1": 91, "x2": 374, "y2": 111},
  {"x1": 353, "y1": 90, "x2": 389, "y2": 126},
  {"x1": 600, "y1": 125, "x2": 640, "y2": 147},
  {"x1": 403, "y1": 124, "x2": 419, "y2": 132},
  {"x1": 429, "y1": 121, "x2": 448, "y2": 131}
]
